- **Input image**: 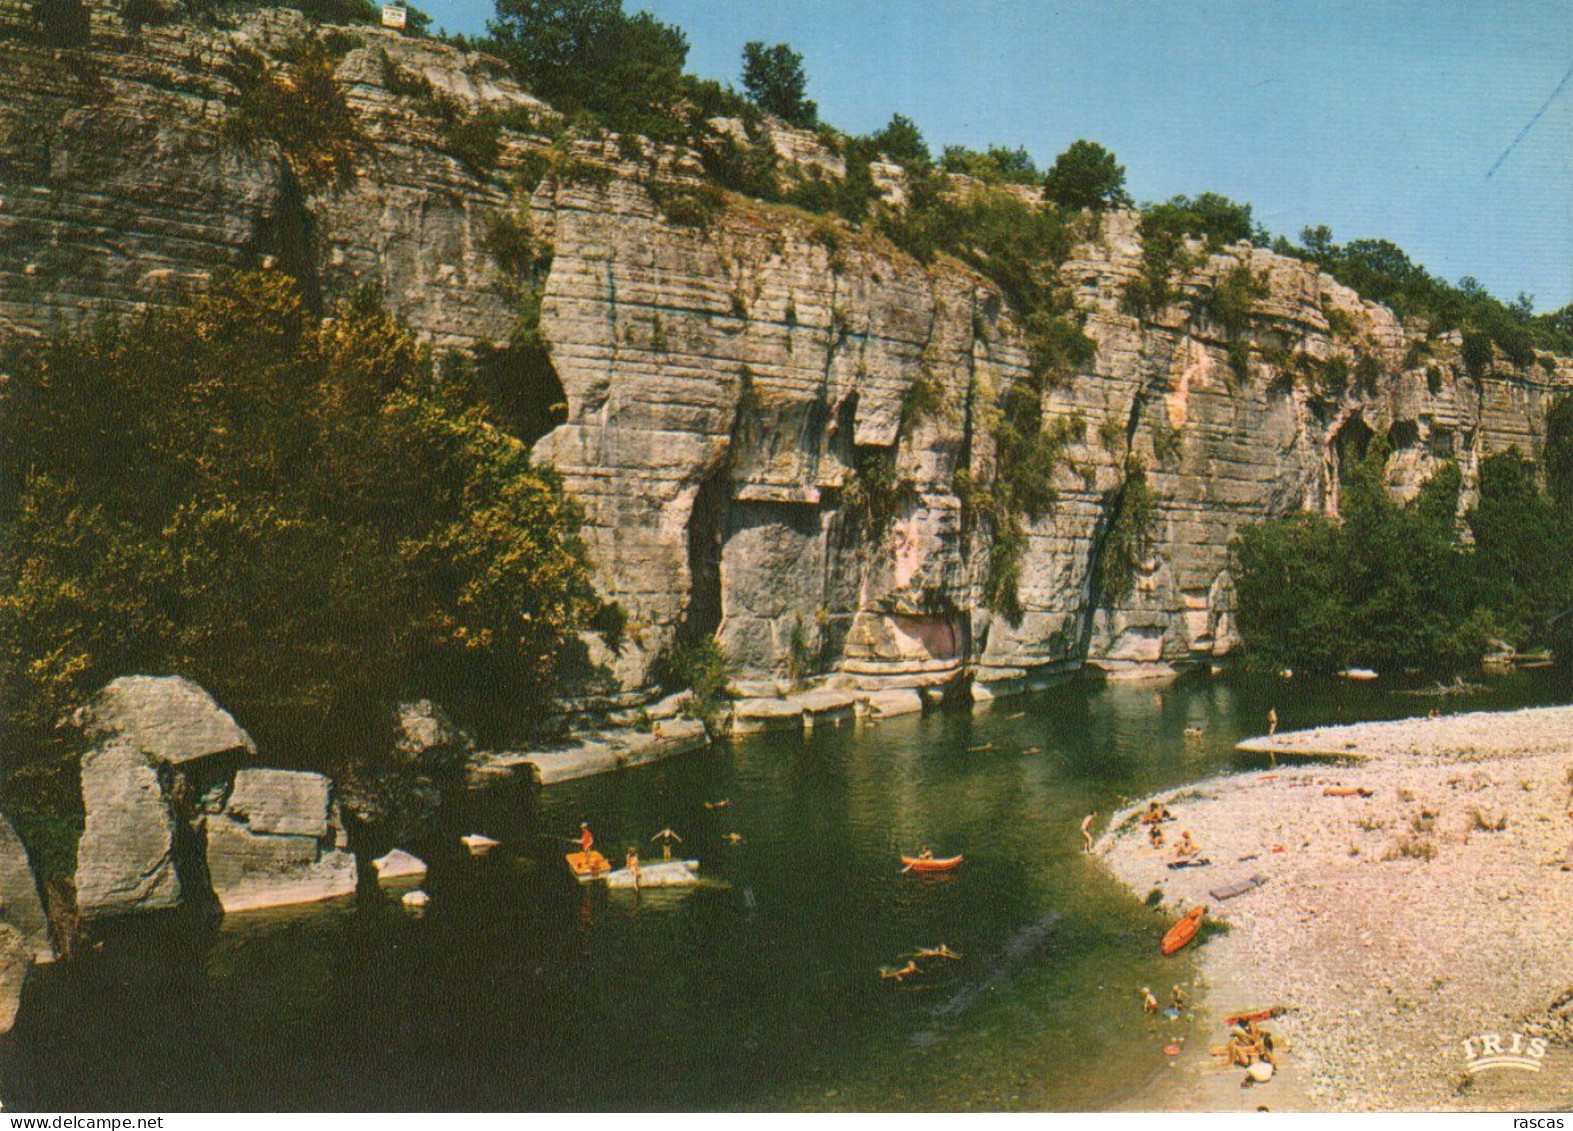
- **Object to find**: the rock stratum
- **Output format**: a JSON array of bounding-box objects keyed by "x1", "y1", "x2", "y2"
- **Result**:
[{"x1": 3, "y1": 1, "x2": 1570, "y2": 714}]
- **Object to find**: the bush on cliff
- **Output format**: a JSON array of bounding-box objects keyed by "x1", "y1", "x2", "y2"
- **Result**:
[
  {"x1": 740, "y1": 40, "x2": 816, "y2": 128},
  {"x1": 0, "y1": 272, "x2": 619, "y2": 766},
  {"x1": 224, "y1": 41, "x2": 359, "y2": 190},
  {"x1": 1282, "y1": 227, "x2": 1573, "y2": 362},
  {"x1": 1041, "y1": 139, "x2": 1129, "y2": 212},
  {"x1": 487, "y1": 0, "x2": 690, "y2": 139},
  {"x1": 30, "y1": 0, "x2": 90, "y2": 44},
  {"x1": 939, "y1": 144, "x2": 1038, "y2": 185}
]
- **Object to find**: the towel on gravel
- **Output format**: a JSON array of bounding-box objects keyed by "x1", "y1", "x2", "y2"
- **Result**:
[{"x1": 1210, "y1": 874, "x2": 1269, "y2": 900}]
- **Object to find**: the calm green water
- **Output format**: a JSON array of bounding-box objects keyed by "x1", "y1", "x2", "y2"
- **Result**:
[{"x1": 6, "y1": 670, "x2": 1568, "y2": 1111}]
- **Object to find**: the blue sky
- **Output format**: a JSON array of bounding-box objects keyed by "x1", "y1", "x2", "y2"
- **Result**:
[{"x1": 420, "y1": 0, "x2": 1573, "y2": 310}]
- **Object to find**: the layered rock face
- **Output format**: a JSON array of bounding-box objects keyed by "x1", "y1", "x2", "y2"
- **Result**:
[{"x1": 3, "y1": 5, "x2": 1569, "y2": 709}]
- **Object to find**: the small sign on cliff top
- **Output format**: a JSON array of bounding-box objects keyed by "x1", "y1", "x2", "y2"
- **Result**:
[{"x1": 381, "y1": 4, "x2": 408, "y2": 28}]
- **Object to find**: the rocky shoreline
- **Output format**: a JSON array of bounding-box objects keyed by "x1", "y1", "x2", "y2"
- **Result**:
[{"x1": 1098, "y1": 705, "x2": 1573, "y2": 1112}]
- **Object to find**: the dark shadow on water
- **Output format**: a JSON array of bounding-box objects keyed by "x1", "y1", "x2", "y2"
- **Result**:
[{"x1": 7, "y1": 667, "x2": 1568, "y2": 1111}]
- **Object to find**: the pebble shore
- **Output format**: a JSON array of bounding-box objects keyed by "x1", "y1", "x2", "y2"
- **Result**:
[{"x1": 1099, "y1": 705, "x2": 1573, "y2": 1112}]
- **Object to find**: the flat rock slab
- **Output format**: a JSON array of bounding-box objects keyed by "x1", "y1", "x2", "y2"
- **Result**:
[
  {"x1": 728, "y1": 698, "x2": 805, "y2": 735},
  {"x1": 793, "y1": 689, "x2": 857, "y2": 726},
  {"x1": 603, "y1": 859, "x2": 700, "y2": 888},
  {"x1": 859, "y1": 689, "x2": 924, "y2": 718},
  {"x1": 0, "y1": 813, "x2": 51, "y2": 960},
  {"x1": 496, "y1": 719, "x2": 709, "y2": 787},
  {"x1": 225, "y1": 768, "x2": 331, "y2": 838},
  {"x1": 74, "y1": 743, "x2": 181, "y2": 919},
  {"x1": 72, "y1": 675, "x2": 256, "y2": 765},
  {"x1": 207, "y1": 768, "x2": 356, "y2": 914}
]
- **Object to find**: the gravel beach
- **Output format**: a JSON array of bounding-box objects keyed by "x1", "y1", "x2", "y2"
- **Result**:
[{"x1": 1100, "y1": 705, "x2": 1573, "y2": 1112}]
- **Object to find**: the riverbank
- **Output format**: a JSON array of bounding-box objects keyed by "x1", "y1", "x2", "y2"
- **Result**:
[{"x1": 1099, "y1": 705, "x2": 1573, "y2": 1112}]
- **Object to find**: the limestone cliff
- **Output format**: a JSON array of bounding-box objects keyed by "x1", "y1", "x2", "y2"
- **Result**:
[{"x1": 3, "y1": 2, "x2": 1569, "y2": 713}]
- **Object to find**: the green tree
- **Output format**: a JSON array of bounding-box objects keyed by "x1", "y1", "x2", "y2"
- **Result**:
[
  {"x1": 1235, "y1": 443, "x2": 1480, "y2": 675},
  {"x1": 1467, "y1": 451, "x2": 1572, "y2": 647},
  {"x1": 487, "y1": 0, "x2": 689, "y2": 135},
  {"x1": 1041, "y1": 139, "x2": 1130, "y2": 211},
  {"x1": 0, "y1": 273, "x2": 618, "y2": 763},
  {"x1": 740, "y1": 40, "x2": 817, "y2": 127},
  {"x1": 1233, "y1": 513, "x2": 1353, "y2": 675},
  {"x1": 869, "y1": 113, "x2": 929, "y2": 168}
]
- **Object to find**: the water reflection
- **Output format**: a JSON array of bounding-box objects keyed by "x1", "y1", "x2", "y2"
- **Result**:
[{"x1": 7, "y1": 669, "x2": 1568, "y2": 1111}]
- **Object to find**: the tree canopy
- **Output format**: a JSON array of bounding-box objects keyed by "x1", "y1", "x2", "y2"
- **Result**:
[
  {"x1": 0, "y1": 273, "x2": 620, "y2": 764},
  {"x1": 487, "y1": 0, "x2": 689, "y2": 135},
  {"x1": 1041, "y1": 139, "x2": 1130, "y2": 211},
  {"x1": 1234, "y1": 429, "x2": 1573, "y2": 676},
  {"x1": 740, "y1": 40, "x2": 817, "y2": 127}
]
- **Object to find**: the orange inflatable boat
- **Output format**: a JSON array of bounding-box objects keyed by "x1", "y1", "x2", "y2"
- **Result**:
[
  {"x1": 901, "y1": 854, "x2": 963, "y2": 873},
  {"x1": 1161, "y1": 905, "x2": 1206, "y2": 955}
]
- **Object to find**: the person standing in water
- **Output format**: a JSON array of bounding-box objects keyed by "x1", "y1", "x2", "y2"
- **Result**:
[
  {"x1": 1081, "y1": 812, "x2": 1096, "y2": 852},
  {"x1": 1266, "y1": 708, "x2": 1279, "y2": 768},
  {"x1": 650, "y1": 827, "x2": 683, "y2": 860},
  {"x1": 625, "y1": 846, "x2": 641, "y2": 886}
]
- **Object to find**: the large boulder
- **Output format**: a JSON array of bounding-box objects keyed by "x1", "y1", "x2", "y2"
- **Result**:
[
  {"x1": 74, "y1": 743, "x2": 182, "y2": 919},
  {"x1": 0, "y1": 924, "x2": 32, "y2": 1035},
  {"x1": 206, "y1": 769, "x2": 357, "y2": 914},
  {"x1": 391, "y1": 699, "x2": 473, "y2": 772},
  {"x1": 0, "y1": 814, "x2": 51, "y2": 960},
  {"x1": 72, "y1": 675, "x2": 256, "y2": 766}
]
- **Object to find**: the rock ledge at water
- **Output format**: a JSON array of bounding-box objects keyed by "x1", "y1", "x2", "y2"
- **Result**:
[{"x1": 207, "y1": 768, "x2": 358, "y2": 914}]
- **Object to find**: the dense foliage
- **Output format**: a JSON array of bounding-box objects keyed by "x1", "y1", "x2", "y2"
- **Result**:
[
  {"x1": 938, "y1": 144, "x2": 1039, "y2": 185},
  {"x1": 740, "y1": 40, "x2": 816, "y2": 127},
  {"x1": 487, "y1": 0, "x2": 691, "y2": 138},
  {"x1": 0, "y1": 273, "x2": 620, "y2": 765},
  {"x1": 1041, "y1": 140, "x2": 1129, "y2": 212},
  {"x1": 224, "y1": 40, "x2": 360, "y2": 190},
  {"x1": 1234, "y1": 432, "x2": 1573, "y2": 675},
  {"x1": 1278, "y1": 226, "x2": 1573, "y2": 363}
]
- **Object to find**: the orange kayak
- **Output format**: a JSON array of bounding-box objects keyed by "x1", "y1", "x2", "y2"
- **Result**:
[
  {"x1": 902, "y1": 854, "x2": 963, "y2": 873},
  {"x1": 566, "y1": 850, "x2": 611, "y2": 878},
  {"x1": 1161, "y1": 906, "x2": 1206, "y2": 955}
]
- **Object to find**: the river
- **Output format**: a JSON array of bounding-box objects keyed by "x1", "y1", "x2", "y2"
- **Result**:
[{"x1": 6, "y1": 669, "x2": 1568, "y2": 1111}]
